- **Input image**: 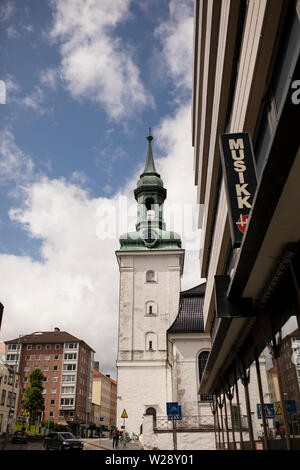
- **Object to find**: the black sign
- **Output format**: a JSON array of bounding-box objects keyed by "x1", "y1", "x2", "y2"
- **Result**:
[{"x1": 219, "y1": 132, "x2": 257, "y2": 247}]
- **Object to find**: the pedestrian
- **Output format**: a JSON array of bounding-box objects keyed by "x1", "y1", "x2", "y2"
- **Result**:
[
  {"x1": 112, "y1": 427, "x2": 119, "y2": 448},
  {"x1": 122, "y1": 430, "x2": 128, "y2": 447},
  {"x1": 279, "y1": 424, "x2": 285, "y2": 439}
]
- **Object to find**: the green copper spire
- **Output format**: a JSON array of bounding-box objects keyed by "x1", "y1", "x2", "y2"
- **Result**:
[
  {"x1": 143, "y1": 128, "x2": 157, "y2": 175},
  {"x1": 119, "y1": 129, "x2": 182, "y2": 251}
]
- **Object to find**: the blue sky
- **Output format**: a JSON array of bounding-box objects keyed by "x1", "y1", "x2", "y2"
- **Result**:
[{"x1": 0, "y1": 0, "x2": 201, "y2": 376}]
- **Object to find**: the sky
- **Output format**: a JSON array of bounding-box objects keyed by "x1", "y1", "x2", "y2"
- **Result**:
[{"x1": 0, "y1": 0, "x2": 204, "y2": 378}]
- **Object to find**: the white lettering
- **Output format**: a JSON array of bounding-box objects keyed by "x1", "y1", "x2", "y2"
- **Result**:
[
  {"x1": 235, "y1": 183, "x2": 250, "y2": 197},
  {"x1": 231, "y1": 149, "x2": 245, "y2": 160},
  {"x1": 237, "y1": 195, "x2": 252, "y2": 209},
  {"x1": 229, "y1": 138, "x2": 244, "y2": 150},
  {"x1": 291, "y1": 80, "x2": 300, "y2": 105},
  {"x1": 238, "y1": 172, "x2": 245, "y2": 184},
  {"x1": 234, "y1": 160, "x2": 246, "y2": 172}
]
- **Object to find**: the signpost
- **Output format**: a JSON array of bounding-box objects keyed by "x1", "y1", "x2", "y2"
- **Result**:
[
  {"x1": 121, "y1": 409, "x2": 128, "y2": 431},
  {"x1": 219, "y1": 132, "x2": 257, "y2": 247},
  {"x1": 166, "y1": 402, "x2": 182, "y2": 450},
  {"x1": 257, "y1": 404, "x2": 275, "y2": 419}
]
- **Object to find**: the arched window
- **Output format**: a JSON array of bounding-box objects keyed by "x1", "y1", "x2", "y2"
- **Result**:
[
  {"x1": 145, "y1": 332, "x2": 156, "y2": 351},
  {"x1": 198, "y1": 351, "x2": 212, "y2": 402},
  {"x1": 145, "y1": 198, "x2": 155, "y2": 220},
  {"x1": 145, "y1": 407, "x2": 157, "y2": 428},
  {"x1": 145, "y1": 301, "x2": 157, "y2": 316},
  {"x1": 146, "y1": 270, "x2": 156, "y2": 282}
]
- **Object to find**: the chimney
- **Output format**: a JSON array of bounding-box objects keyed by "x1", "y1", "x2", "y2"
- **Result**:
[{"x1": 54, "y1": 327, "x2": 60, "y2": 332}]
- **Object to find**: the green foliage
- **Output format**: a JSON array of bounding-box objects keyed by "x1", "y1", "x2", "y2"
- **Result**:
[{"x1": 22, "y1": 368, "x2": 45, "y2": 425}]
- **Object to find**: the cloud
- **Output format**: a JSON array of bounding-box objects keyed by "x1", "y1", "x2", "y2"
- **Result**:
[
  {"x1": 155, "y1": 0, "x2": 194, "y2": 94},
  {"x1": 48, "y1": 0, "x2": 153, "y2": 120},
  {"x1": 0, "y1": 128, "x2": 34, "y2": 185},
  {"x1": 39, "y1": 68, "x2": 59, "y2": 90},
  {"x1": 0, "y1": 1, "x2": 15, "y2": 22}
]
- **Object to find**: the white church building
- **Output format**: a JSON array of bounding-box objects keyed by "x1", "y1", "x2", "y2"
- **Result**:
[{"x1": 115, "y1": 133, "x2": 215, "y2": 450}]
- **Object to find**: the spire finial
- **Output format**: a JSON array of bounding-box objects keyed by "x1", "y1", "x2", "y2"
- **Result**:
[{"x1": 147, "y1": 127, "x2": 153, "y2": 142}]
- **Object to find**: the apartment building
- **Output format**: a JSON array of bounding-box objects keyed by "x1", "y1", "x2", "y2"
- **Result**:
[
  {"x1": 92, "y1": 369, "x2": 117, "y2": 430},
  {"x1": 0, "y1": 357, "x2": 20, "y2": 435},
  {"x1": 192, "y1": 0, "x2": 299, "y2": 450},
  {"x1": 4, "y1": 328, "x2": 94, "y2": 433}
]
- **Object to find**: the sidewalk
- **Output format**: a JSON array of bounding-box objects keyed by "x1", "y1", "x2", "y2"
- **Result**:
[{"x1": 83, "y1": 437, "x2": 142, "y2": 451}]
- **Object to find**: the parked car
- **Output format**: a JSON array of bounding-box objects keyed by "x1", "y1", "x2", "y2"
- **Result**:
[
  {"x1": 12, "y1": 431, "x2": 28, "y2": 444},
  {"x1": 44, "y1": 432, "x2": 84, "y2": 450}
]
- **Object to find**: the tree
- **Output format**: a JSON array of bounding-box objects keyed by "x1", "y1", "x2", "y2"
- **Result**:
[{"x1": 22, "y1": 368, "x2": 45, "y2": 427}]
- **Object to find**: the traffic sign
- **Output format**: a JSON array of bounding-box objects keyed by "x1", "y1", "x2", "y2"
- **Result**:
[
  {"x1": 100, "y1": 417, "x2": 104, "y2": 422},
  {"x1": 285, "y1": 400, "x2": 297, "y2": 413},
  {"x1": 166, "y1": 402, "x2": 182, "y2": 421},
  {"x1": 257, "y1": 404, "x2": 275, "y2": 419},
  {"x1": 276, "y1": 406, "x2": 283, "y2": 415},
  {"x1": 121, "y1": 409, "x2": 128, "y2": 419}
]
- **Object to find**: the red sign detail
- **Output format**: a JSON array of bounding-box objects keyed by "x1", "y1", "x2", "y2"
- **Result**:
[{"x1": 236, "y1": 214, "x2": 249, "y2": 233}]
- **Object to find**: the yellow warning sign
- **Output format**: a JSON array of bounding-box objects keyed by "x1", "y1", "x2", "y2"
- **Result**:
[
  {"x1": 121, "y1": 409, "x2": 128, "y2": 418},
  {"x1": 276, "y1": 406, "x2": 283, "y2": 415},
  {"x1": 22, "y1": 409, "x2": 28, "y2": 416}
]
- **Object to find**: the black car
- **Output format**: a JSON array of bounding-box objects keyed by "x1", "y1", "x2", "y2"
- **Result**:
[
  {"x1": 44, "y1": 432, "x2": 84, "y2": 450},
  {"x1": 12, "y1": 431, "x2": 28, "y2": 444}
]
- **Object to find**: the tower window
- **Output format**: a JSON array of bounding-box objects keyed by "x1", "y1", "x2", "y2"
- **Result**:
[
  {"x1": 146, "y1": 301, "x2": 157, "y2": 316},
  {"x1": 146, "y1": 270, "x2": 156, "y2": 282},
  {"x1": 149, "y1": 341, "x2": 153, "y2": 350}
]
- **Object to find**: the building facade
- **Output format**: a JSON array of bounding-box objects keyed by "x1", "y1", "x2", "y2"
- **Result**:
[
  {"x1": 92, "y1": 369, "x2": 117, "y2": 430},
  {"x1": 192, "y1": 0, "x2": 300, "y2": 450},
  {"x1": 4, "y1": 329, "x2": 94, "y2": 434},
  {"x1": 0, "y1": 358, "x2": 20, "y2": 435}
]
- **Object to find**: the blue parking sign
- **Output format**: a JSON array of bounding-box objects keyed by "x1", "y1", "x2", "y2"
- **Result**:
[{"x1": 166, "y1": 402, "x2": 182, "y2": 421}]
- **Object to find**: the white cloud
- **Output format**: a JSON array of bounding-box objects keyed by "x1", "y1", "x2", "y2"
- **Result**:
[
  {"x1": 20, "y1": 87, "x2": 46, "y2": 114},
  {"x1": 155, "y1": 0, "x2": 194, "y2": 93},
  {"x1": 0, "y1": 128, "x2": 34, "y2": 185},
  {"x1": 0, "y1": 1, "x2": 15, "y2": 22},
  {"x1": 39, "y1": 68, "x2": 59, "y2": 90},
  {"x1": 48, "y1": 0, "x2": 153, "y2": 120}
]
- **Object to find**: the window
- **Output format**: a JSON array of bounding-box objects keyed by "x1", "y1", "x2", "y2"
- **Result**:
[
  {"x1": 50, "y1": 400, "x2": 55, "y2": 406},
  {"x1": 146, "y1": 301, "x2": 157, "y2": 316},
  {"x1": 53, "y1": 365, "x2": 58, "y2": 371},
  {"x1": 46, "y1": 344, "x2": 51, "y2": 350},
  {"x1": 198, "y1": 351, "x2": 212, "y2": 402},
  {"x1": 65, "y1": 342, "x2": 78, "y2": 349},
  {"x1": 55, "y1": 344, "x2": 60, "y2": 350},
  {"x1": 63, "y1": 364, "x2": 76, "y2": 371},
  {"x1": 64, "y1": 353, "x2": 77, "y2": 360},
  {"x1": 43, "y1": 366, "x2": 49, "y2": 371},
  {"x1": 27, "y1": 345, "x2": 32, "y2": 350},
  {"x1": 145, "y1": 332, "x2": 156, "y2": 351},
  {"x1": 51, "y1": 388, "x2": 56, "y2": 394},
  {"x1": 24, "y1": 367, "x2": 30, "y2": 372},
  {"x1": 8, "y1": 344, "x2": 19, "y2": 350},
  {"x1": 25, "y1": 356, "x2": 30, "y2": 361},
  {"x1": 6, "y1": 354, "x2": 18, "y2": 361},
  {"x1": 62, "y1": 375, "x2": 76, "y2": 383},
  {"x1": 35, "y1": 355, "x2": 40, "y2": 361},
  {"x1": 52, "y1": 377, "x2": 58, "y2": 382},
  {"x1": 145, "y1": 407, "x2": 157, "y2": 427},
  {"x1": 49, "y1": 411, "x2": 54, "y2": 417},
  {"x1": 44, "y1": 355, "x2": 50, "y2": 361},
  {"x1": 36, "y1": 345, "x2": 41, "y2": 350},
  {"x1": 61, "y1": 386, "x2": 75, "y2": 395},
  {"x1": 146, "y1": 270, "x2": 156, "y2": 282},
  {"x1": 60, "y1": 398, "x2": 74, "y2": 406},
  {"x1": 1, "y1": 390, "x2": 6, "y2": 406},
  {"x1": 54, "y1": 355, "x2": 59, "y2": 360}
]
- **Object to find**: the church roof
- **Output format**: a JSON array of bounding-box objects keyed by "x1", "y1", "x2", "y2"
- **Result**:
[{"x1": 168, "y1": 282, "x2": 206, "y2": 334}]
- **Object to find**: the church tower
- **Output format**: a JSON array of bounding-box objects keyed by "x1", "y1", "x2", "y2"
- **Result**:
[{"x1": 116, "y1": 131, "x2": 185, "y2": 435}]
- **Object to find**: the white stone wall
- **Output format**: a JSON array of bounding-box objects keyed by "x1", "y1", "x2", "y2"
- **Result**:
[
  {"x1": 140, "y1": 415, "x2": 216, "y2": 451},
  {"x1": 116, "y1": 250, "x2": 183, "y2": 436}
]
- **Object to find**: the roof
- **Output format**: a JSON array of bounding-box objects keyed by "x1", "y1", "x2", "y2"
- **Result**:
[
  {"x1": 5, "y1": 330, "x2": 95, "y2": 352},
  {"x1": 168, "y1": 282, "x2": 206, "y2": 334},
  {"x1": 93, "y1": 369, "x2": 117, "y2": 385}
]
